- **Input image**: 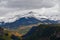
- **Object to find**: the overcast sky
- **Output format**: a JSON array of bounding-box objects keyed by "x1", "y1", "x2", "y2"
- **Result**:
[
  {"x1": 0, "y1": 0, "x2": 57, "y2": 8},
  {"x1": 0, "y1": 0, "x2": 59, "y2": 14},
  {"x1": 0, "y1": 0, "x2": 60, "y2": 23}
]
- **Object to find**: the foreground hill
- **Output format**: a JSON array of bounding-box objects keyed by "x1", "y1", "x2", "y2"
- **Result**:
[
  {"x1": 22, "y1": 24, "x2": 60, "y2": 40},
  {"x1": 0, "y1": 24, "x2": 60, "y2": 40}
]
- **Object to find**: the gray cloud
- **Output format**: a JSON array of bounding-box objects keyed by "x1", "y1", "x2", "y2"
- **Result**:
[
  {"x1": 0, "y1": 0, "x2": 59, "y2": 15},
  {"x1": 0, "y1": 0, "x2": 60, "y2": 23},
  {"x1": 0, "y1": 0, "x2": 57, "y2": 9}
]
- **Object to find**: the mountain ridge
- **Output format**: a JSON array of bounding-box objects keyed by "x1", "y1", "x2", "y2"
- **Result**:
[{"x1": 0, "y1": 11, "x2": 60, "y2": 29}]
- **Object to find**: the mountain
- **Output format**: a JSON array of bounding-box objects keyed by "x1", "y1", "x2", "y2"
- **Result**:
[
  {"x1": 0, "y1": 17, "x2": 40, "y2": 29},
  {"x1": 0, "y1": 11, "x2": 60, "y2": 29}
]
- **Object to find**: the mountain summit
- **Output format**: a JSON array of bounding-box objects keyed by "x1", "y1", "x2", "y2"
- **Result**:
[{"x1": 0, "y1": 11, "x2": 60, "y2": 28}]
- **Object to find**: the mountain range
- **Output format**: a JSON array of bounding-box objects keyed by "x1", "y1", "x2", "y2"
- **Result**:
[{"x1": 0, "y1": 11, "x2": 60, "y2": 29}]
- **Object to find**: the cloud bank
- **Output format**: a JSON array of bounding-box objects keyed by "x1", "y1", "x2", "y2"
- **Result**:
[{"x1": 0, "y1": 0, "x2": 60, "y2": 23}]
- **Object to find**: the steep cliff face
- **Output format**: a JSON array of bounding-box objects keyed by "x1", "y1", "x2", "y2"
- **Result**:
[{"x1": 22, "y1": 24, "x2": 60, "y2": 40}]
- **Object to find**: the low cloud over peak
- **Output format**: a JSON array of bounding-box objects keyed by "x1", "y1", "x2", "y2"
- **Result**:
[{"x1": 0, "y1": 0, "x2": 60, "y2": 23}]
